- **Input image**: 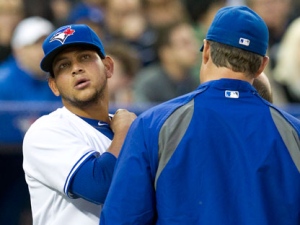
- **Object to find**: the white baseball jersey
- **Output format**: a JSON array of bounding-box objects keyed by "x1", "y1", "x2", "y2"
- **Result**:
[{"x1": 23, "y1": 107, "x2": 112, "y2": 225}]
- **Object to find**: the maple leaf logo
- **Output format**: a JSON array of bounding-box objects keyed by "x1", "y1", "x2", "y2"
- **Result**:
[{"x1": 50, "y1": 27, "x2": 75, "y2": 44}]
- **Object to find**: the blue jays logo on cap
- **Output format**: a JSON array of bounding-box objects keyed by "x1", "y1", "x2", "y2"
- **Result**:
[
  {"x1": 40, "y1": 24, "x2": 106, "y2": 72},
  {"x1": 50, "y1": 27, "x2": 75, "y2": 44}
]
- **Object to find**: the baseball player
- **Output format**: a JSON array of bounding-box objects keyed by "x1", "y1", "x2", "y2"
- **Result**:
[
  {"x1": 100, "y1": 6, "x2": 300, "y2": 225},
  {"x1": 22, "y1": 24, "x2": 136, "y2": 225}
]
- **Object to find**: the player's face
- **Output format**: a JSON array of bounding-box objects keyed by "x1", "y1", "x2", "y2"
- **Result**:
[{"x1": 48, "y1": 46, "x2": 113, "y2": 108}]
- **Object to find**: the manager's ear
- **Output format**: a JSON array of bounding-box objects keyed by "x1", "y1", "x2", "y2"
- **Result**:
[
  {"x1": 202, "y1": 40, "x2": 210, "y2": 65},
  {"x1": 48, "y1": 77, "x2": 60, "y2": 96},
  {"x1": 255, "y1": 56, "x2": 269, "y2": 78},
  {"x1": 103, "y1": 56, "x2": 114, "y2": 79}
]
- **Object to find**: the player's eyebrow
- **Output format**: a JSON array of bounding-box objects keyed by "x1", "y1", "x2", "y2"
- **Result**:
[
  {"x1": 53, "y1": 56, "x2": 68, "y2": 66},
  {"x1": 52, "y1": 47, "x2": 79, "y2": 66},
  {"x1": 53, "y1": 46, "x2": 97, "y2": 64}
]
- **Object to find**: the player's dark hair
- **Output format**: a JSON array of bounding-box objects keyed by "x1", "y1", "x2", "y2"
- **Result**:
[
  {"x1": 48, "y1": 70, "x2": 54, "y2": 78},
  {"x1": 208, "y1": 40, "x2": 263, "y2": 78}
]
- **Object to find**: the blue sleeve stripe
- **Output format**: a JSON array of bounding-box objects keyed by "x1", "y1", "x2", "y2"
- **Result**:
[
  {"x1": 64, "y1": 150, "x2": 99, "y2": 196},
  {"x1": 156, "y1": 99, "x2": 194, "y2": 189},
  {"x1": 67, "y1": 152, "x2": 117, "y2": 204},
  {"x1": 271, "y1": 108, "x2": 300, "y2": 172}
]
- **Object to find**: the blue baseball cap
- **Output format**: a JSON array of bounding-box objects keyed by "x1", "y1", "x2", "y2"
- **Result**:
[
  {"x1": 201, "y1": 6, "x2": 269, "y2": 56},
  {"x1": 40, "y1": 24, "x2": 106, "y2": 72}
]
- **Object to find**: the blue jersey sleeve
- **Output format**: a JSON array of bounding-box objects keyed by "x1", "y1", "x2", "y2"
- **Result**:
[
  {"x1": 68, "y1": 152, "x2": 117, "y2": 205},
  {"x1": 100, "y1": 117, "x2": 158, "y2": 224}
]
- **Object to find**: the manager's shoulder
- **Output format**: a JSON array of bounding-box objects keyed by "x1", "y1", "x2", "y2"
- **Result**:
[
  {"x1": 140, "y1": 90, "x2": 198, "y2": 122},
  {"x1": 270, "y1": 104, "x2": 300, "y2": 133}
]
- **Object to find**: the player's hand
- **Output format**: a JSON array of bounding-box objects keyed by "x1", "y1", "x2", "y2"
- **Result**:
[
  {"x1": 108, "y1": 109, "x2": 137, "y2": 157},
  {"x1": 110, "y1": 109, "x2": 137, "y2": 134}
]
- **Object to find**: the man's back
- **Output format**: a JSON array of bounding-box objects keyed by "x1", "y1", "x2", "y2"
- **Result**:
[
  {"x1": 101, "y1": 79, "x2": 300, "y2": 224},
  {"x1": 101, "y1": 5, "x2": 300, "y2": 225},
  {"x1": 154, "y1": 79, "x2": 300, "y2": 224}
]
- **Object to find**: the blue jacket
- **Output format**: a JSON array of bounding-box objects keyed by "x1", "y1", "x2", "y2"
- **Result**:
[
  {"x1": 101, "y1": 79, "x2": 300, "y2": 225},
  {"x1": 0, "y1": 56, "x2": 59, "y2": 101}
]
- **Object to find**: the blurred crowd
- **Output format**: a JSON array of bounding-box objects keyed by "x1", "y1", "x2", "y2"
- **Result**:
[
  {"x1": 1, "y1": 0, "x2": 300, "y2": 108},
  {"x1": 2, "y1": 0, "x2": 300, "y2": 224}
]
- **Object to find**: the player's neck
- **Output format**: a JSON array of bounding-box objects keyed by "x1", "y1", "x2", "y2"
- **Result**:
[{"x1": 64, "y1": 101, "x2": 110, "y2": 123}]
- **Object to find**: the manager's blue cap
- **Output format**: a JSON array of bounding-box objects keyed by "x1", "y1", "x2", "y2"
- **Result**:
[
  {"x1": 40, "y1": 24, "x2": 106, "y2": 72},
  {"x1": 201, "y1": 6, "x2": 269, "y2": 56}
]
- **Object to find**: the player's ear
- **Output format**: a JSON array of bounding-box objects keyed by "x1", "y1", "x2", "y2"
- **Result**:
[
  {"x1": 48, "y1": 76, "x2": 60, "y2": 96},
  {"x1": 103, "y1": 56, "x2": 114, "y2": 79}
]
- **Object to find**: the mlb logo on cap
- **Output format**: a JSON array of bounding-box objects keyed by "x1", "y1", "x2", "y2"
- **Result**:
[{"x1": 239, "y1": 38, "x2": 250, "y2": 46}]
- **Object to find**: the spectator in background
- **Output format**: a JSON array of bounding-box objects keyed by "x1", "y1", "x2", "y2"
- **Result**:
[
  {"x1": 246, "y1": 0, "x2": 296, "y2": 69},
  {"x1": 105, "y1": 41, "x2": 141, "y2": 106},
  {"x1": 67, "y1": 0, "x2": 105, "y2": 39},
  {"x1": 141, "y1": 0, "x2": 188, "y2": 30},
  {"x1": 0, "y1": 15, "x2": 59, "y2": 225},
  {"x1": 0, "y1": 16, "x2": 59, "y2": 101},
  {"x1": 273, "y1": 17, "x2": 300, "y2": 103},
  {"x1": 81, "y1": 0, "x2": 106, "y2": 9},
  {"x1": 23, "y1": 0, "x2": 54, "y2": 21},
  {"x1": 104, "y1": 0, "x2": 158, "y2": 67},
  {"x1": 133, "y1": 21, "x2": 199, "y2": 104},
  {"x1": 0, "y1": 0, "x2": 24, "y2": 63},
  {"x1": 50, "y1": 0, "x2": 73, "y2": 27},
  {"x1": 183, "y1": 0, "x2": 227, "y2": 79},
  {"x1": 184, "y1": 0, "x2": 226, "y2": 45}
]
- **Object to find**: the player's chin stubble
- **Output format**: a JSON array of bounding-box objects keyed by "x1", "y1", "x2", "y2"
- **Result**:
[{"x1": 62, "y1": 79, "x2": 107, "y2": 109}]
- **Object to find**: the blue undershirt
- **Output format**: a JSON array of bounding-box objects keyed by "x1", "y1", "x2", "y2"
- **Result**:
[{"x1": 68, "y1": 116, "x2": 116, "y2": 204}]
